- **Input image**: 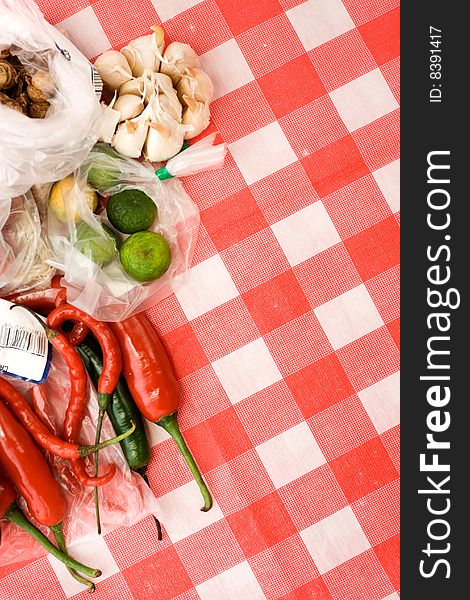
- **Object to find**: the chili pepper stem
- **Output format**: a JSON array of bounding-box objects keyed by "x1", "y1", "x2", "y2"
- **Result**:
[
  {"x1": 78, "y1": 421, "x2": 136, "y2": 457},
  {"x1": 5, "y1": 505, "x2": 101, "y2": 578},
  {"x1": 134, "y1": 468, "x2": 163, "y2": 540},
  {"x1": 152, "y1": 515, "x2": 163, "y2": 541},
  {"x1": 50, "y1": 524, "x2": 96, "y2": 593},
  {"x1": 93, "y1": 409, "x2": 106, "y2": 535},
  {"x1": 157, "y1": 412, "x2": 213, "y2": 512}
]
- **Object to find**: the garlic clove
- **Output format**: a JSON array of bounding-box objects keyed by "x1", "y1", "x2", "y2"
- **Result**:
[
  {"x1": 119, "y1": 77, "x2": 145, "y2": 97},
  {"x1": 182, "y1": 98, "x2": 210, "y2": 140},
  {"x1": 94, "y1": 50, "x2": 133, "y2": 90},
  {"x1": 151, "y1": 78, "x2": 183, "y2": 122},
  {"x1": 112, "y1": 104, "x2": 151, "y2": 158},
  {"x1": 121, "y1": 25, "x2": 166, "y2": 77},
  {"x1": 114, "y1": 94, "x2": 144, "y2": 121},
  {"x1": 182, "y1": 94, "x2": 198, "y2": 112},
  {"x1": 177, "y1": 68, "x2": 214, "y2": 104},
  {"x1": 158, "y1": 93, "x2": 182, "y2": 122},
  {"x1": 154, "y1": 72, "x2": 175, "y2": 96},
  {"x1": 151, "y1": 26, "x2": 165, "y2": 53},
  {"x1": 149, "y1": 121, "x2": 171, "y2": 138},
  {"x1": 160, "y1": 42, "x2": 200, "y2": 85},
  {"x1": 144, "y1": 121, "x2": 185, "y2": 162}
]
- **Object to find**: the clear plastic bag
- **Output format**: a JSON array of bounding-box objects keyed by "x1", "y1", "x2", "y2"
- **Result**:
[
  {"x1": 0, "y1": 0, "x2": 102, "y2": 200},
  {"x1": 46, "y1": 148, "x2": 199, "y2": 321},
  {"x1": 0, "y1": 191, "x2": 55, "y2": 295},
  {"x1": 0, "y1": 355, "x2": 160, "y2": 567}
]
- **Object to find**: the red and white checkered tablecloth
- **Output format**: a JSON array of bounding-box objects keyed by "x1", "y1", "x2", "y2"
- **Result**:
[{"x1": 0, "y1": 1, "x2": 400, "y2": 598}]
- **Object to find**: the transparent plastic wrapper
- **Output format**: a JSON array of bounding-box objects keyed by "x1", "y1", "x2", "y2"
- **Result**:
[
  {"x1": 0, "y1": 191, "x2": 55, "y2": 295},
  {"x1": 0, "y1": 0, "x2": 102, "y2": 200},
  {"x1": 155, "y1": 133, "x2": 227, "y2": 180},
  {"x1": 0, "y1": 355, "x2": 160, "y2": 567},
  {"x1": 46, "y1": 147, "x2": 200, "y2": 321}
]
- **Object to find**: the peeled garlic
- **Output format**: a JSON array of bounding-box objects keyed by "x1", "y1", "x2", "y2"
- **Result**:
[
  {"x1": 112, "y1": 104, "x2": 151, "y2": 158},
  {"x1": 94, "y1": 50, "x2": 133, "y2": 90},
  {"x1": 114, "y1": 94, "x2": 144, "y2": 121},
  {"x1": 160, "y1": 42, "x2": 200, "y2": 84},
  {"x1": 177, "y1": 68, "x2": 214, "y2": 103},
  {"x1": 182, "y1": 95, "x2": 210, "y2": 139},
  {"x1": 120, "y1": 26, "x2": 165, "y2": 77}
]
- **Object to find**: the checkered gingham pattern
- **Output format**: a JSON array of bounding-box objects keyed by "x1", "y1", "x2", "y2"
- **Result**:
[{"x1": 0, "y1": 1, "x2": 400, "y2": 599}]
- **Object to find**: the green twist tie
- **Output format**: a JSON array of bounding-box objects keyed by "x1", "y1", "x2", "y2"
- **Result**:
[
  {"x1": 155, "y1": 140, "x2": 190, "y2": 180},
  {"x1": 155, "y1": 166, "x2": 173, "y2": 180}
]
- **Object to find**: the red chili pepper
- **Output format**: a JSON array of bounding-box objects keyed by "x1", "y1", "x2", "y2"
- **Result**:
[
  {"x1": 3, "y1": 277, "x2": 89, "y2": 343},
  {"x1": 0, "y1": 469, "x2": 101, "y2": 582},
  {"x1": 0, "y1": 397, "x2": 66, "y2": 526},
  {"x1": 3, "y1": 287, "x2": 63, "y2": 313},
  {"x1": 69, "y1": 321, "x2": 89, "y2": 346},
  {"x1": 48, "y1": 305, "x2": 122, "y2": 399},
  {"x1": 47, "y1": 304, "x2": 123, "y2": 533},
  {"x1": 0, "y1": 409, "x2": 100, "y2": 591},
  {"x1": 110, "y1": 314, "x2": 212, "y2": 511},
  {"x1": 40, "y1": 325, "x2": 116, "y2": 485},
  {"x1": 31, "y1": 386, "x2": 116, "y2": 488},
  {"x1": 0, "y1": 378, "x2": 134, "y2": 460}
]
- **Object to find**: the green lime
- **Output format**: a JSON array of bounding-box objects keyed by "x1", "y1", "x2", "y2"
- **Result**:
[
  {"x1": 120, "y1": 231, "x2": 171, "y2": 282},
  {"x1": 107, "y1": 189, "x2": 157, "y2": 234},
  {"x1": 75, "y1": 221, "x2": 118, "y2": 265},
  {"x1": 85, "y1": 144, "x2": 121, "y2": 191}
]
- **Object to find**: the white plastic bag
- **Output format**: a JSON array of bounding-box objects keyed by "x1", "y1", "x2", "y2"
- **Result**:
[
  {"x1": 0, "y1": 192, "x2": 55, "y2": 295},
  {"x1": 0, "y1": 0, "x2": 102, "y2": 200},
  {"x1": 46, "y1": 147, "x2": 199, "y2": 321}
]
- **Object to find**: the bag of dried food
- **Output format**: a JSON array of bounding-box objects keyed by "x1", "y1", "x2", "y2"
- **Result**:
[
  {"x1": 0, "y1": 0, "x2": 102, "y2": 200},
  {"x1": 0, "y1": 191, "x2": 55, "y2": 296}
]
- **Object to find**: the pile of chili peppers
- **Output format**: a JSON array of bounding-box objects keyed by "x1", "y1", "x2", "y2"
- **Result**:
[{"x1": 0, "y1": 278, "x2": 212, "y2": 592}]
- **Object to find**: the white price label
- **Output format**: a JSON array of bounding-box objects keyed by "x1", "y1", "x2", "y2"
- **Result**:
[{"x1": 0, "y1": 299, "x2": 51, "y2": 383}]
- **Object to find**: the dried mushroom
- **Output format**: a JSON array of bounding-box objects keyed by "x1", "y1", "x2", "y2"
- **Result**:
[
  {"x1": 0, "y1": 60, "x2": 18, "y2": 90},
  {"x1": 0, "y1": 48, "x2": 55, "y2": 118}
]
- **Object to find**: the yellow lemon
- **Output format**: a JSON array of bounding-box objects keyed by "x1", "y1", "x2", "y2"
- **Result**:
[{"x1": 48, "y1": 175, "x2": 98, "y2": 223}]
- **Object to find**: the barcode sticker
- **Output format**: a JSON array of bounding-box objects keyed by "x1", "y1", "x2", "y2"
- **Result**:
[
  {"x1": 91, "y1": 67, "x2": 103, "y2": 98},
  {"x1": 0, "y1": 299, "x2": 51, "y2": 383}
]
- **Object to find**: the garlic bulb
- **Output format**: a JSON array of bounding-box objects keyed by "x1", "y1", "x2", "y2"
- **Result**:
[
  {"x1": 160, "y1": 42, "x2": 200, "y2": 84},
  {"x1": 182, "y1": 95, "x2": 210, "y2": 139},
  {"x1": 94, "y1": 50, "x2": 133, "y2": 90},
  {"x1": 177, "y1": 68, "x2": 214, "y2": 103},
  {"x1": 120, "y1": 26, "x2": 165, "y2": 77},
  {"x1": 112, "y1": 104, "x2": 151, "y2": 158},
  {"x1": 114, "y1": 94, "x2": 144, "y2": 121}
]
